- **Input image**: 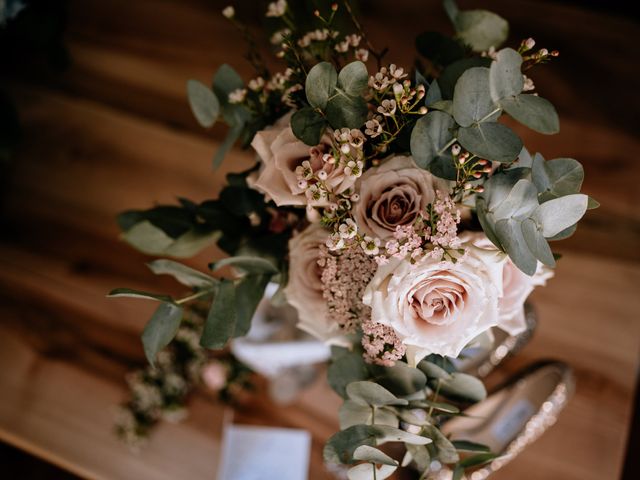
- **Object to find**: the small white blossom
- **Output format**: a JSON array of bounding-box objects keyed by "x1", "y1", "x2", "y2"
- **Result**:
[
  {"x1": 338, "y1": 219, "x2": 358, "y2": 239},
  {"x1": 222, "y1": 6, "x2": 235, "y2": 18},
  {"x1": 365, "y1": 118, "x2": 383, "y2": 138},
  {"x1": 266, "y1": 0, "x2": 287, "y2": 17},
  {"x1": 248, "y1": 77, "x2": 265, "y2": 91},
  {"x1": 228, "y1": 88, "x2": 247, "y2": 104},
  {"x1": 344, "y1": 160, "x2": 364, "y2": 178},
  {"x1": 388, "y1": 64, "x2": 407, "y2": 81},
  {"x1": 377, "y1": 99, "x2": 397, "y2": 116},
  {"x1": 270, "y1": 28, "x2": 291, "y2": 45},
  {"x1": 361, "y1": 236, "x2": 381, "y2": 255},
  {"x1": 326, "y1": 232, "x2": 345, "y2": 251},
  {"x1": 523, "y1": 75, "x2": 535, "y2": 92}
]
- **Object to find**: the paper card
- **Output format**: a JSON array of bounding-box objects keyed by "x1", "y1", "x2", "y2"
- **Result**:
[{"x1": 217, "y1": 424, "x2": 311, "y2": 480}]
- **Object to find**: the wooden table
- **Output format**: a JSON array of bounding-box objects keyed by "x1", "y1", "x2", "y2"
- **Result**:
[{"x1": 0, "y1": 1, "x2": 638, "y2": 479}]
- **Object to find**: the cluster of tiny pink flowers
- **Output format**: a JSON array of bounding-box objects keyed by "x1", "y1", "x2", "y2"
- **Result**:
[
  {"x1": 318, "y1": 244, "x2": 377, "y2": 333},
  {"x1": 361, "y1": 318, "x2": 406, "y2": 366},
  {"x1": 429, "y1": 191, "x2": 462, "y2": 249},
  {"x1": 374, "y1": 224, "x2": 426, "y2": 266}
]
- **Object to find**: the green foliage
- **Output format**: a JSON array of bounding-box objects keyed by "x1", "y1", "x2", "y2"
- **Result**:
[
  {"x1": 479, "y1": 168, "x2": 589, "y2": 274},
  {"x1": 415, "y1": 31, "x2": 465, "y2": 67},
  {"x1": 187, "y1": 79, "x2": 220, "y2": 128},
  {"x1": 423, "y1": 424, "x2": 459, "y2": 463},
  {"x1": 452, "y1": 67, "x2": 497, "y2": 127},
  {"x1": 458, "y1": 122, "x2": 522, "y2": 163},
  {"x1": 142, "y1": 302, "x2": 184, "y2": 366},
  {"x1": 347, "y1": 463, "x2": 396, "y2": 480},
  {"x1": 410, "y1": 110, "x2": 456, "y2": 172},
  {"x1": 210, "y1": 255, "x2": 278, "y2": 275},
  {"x1": 233, "y1": 273, "x2": 272, "y2": 337},
  {"x1": 346, "y1": 381, "x2": 408, "y2": 407},
  {"x1": 108, "y1": 288, "x2": 174, "y2": 303},
  {"x1": 489, "y1": 48, "x2": 523, "y2": 101},
  {"x1": 368, "y1": 360, "x2": 427, "y2": 396},
  {"x1": 353, "y1": 445, "x2": 398, "y2": 466},
  {"x1": 337, "y1": 61, "x2": 369, "y2": 97},
  {"x1": 432, "y1": 372, "x2": 487, "y2": 403},
  {"x1": 444, "y1": 0, "x2": 509, "y2": 52},
  {"x1": 147, "y1": 259, "x2": 217, "y2": 288},
  {"x1": 121, "y1": 221, "x2": 220, "y2": 258},
  {"x1": 200, "y1": 279, "x2": 236, "y2": 349},
  {"x1": 438, "y1": 58, "x2": 491, "y2": 100},
  {"x1": 305, "y1": 62, "x2": 337, "y2": 109},
  {"x1": 291, "y1": 107, "x2": 326, "y2": 145},
  {"x1": 328, "y1": 349, "x2": 370, "y2": 398}
]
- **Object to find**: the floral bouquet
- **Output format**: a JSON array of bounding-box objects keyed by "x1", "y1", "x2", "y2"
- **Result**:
[{"x1": 110, "y1": 1, "x2": 595, "y2": 478}]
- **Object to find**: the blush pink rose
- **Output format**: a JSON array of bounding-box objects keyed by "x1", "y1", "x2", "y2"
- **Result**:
[
  {"x1": 353, "y1": 155, "x2": 445, "y2": 240},
  {"x1": 251, "y1": 115, "x2": 354, "y2": 206},
  {"x1": 464, "y1": 232, "x2": 554, "y2": 334},
  {"x1": 285, "y1": 224, "x2": 347, "y2": 344},
  {"x1": 363, "y1": 240, "x2": 505, "y2": 365}
]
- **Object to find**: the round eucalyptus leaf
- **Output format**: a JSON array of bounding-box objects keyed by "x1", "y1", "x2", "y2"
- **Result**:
[
  {"x1": 439, "y1": 57, "x2": 491, "y2": 100},
  {"x1": 347, "y1": 463, "x2": 397, "y2": 480},
  {"x1": 522, "y1": 218, "x2": 556, "y2": 266},
  {"x1": 531, "y1": 194, "x2": 588, "y2": 237},
  {"x1": 452, "y1": 67, "x2": 496, "y2": 127},
  {"x1": 495, "y1": 218, "x2": 537, "y2": 275},
  {"x1": 368, "y1": 360, "x2": 427, "y2": 396},
  {"x1": 532, "y1": 156, "x2": 584, "y2": 198},
  {"x1": 305, "y1": 62, "x2": 337, "y2": 109},
  {"x1": 373, "y1": 425, "x2": 431, "y2": 446},
  {"x1": 410, "y1": 111, "x2": 456, "y2": 169},
  {"x1": 326, "y1": 94, "x2": 368, "y2": 129},
  {"x1": 491, "y1": 179, "x2": 538, "y2": 221},
  {"x1": 291, "y1": 107, "x2": 326, "y2": 146},
  {"x1": 324, "y1": 425, "x2": 378, "y2": 465},
  {"x1": 338, "y1": 61, "x2": 368, "y2": 97},
  {"x1": 458, "y1": 122, "x2": 522, "y2": 163},
  {"x1": 346, "y1": 381, "x2": 408, "y2": 407},
  {"x1": 142, "y1": 302, "x2": 184, "y2": 366},
  {"x1": 339, "y1": 400, "x2": 374, "y2": 429},
  {"x1": 435, "y1": 372, "x2": 487, "y2": 403},
  {"x1": 501, "y1": 94, "x2": 560, "y2": 134},
  {"x1": 489, "y1": 48, "x2": 524, "y2": 102},
  {"x1": 455, "y1": 9, "x2": 509, "y2": 52},
  {"x1": 353, "y1": 446, "x2": 399, "y2": 466},
  {"x1": 187, "y1": 79, "x2": 220, "y2": 128},
  {"x1": 475, "y1": 197, "x2": 502, "y2": 249}
]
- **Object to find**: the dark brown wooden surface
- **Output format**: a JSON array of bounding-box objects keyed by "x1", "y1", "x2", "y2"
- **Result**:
[{"x1": 0, "y1": 1, "x2": 638, "y2": 479}]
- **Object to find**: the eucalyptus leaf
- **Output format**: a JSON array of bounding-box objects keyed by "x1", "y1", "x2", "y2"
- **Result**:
[
  {"x1": 425, "y1": 80, "x2": 442, "y2": 106},
  {"x1": 452, "y1": 67, "x2": 495, "y2": 127},
  {"x1": 326, "y1": 93, "x2": 368, "y2": 129},
  {"x1": 496, "y1": 218, "x2": 537, "y2": 275},
  {"x1": 457, "y1": 452, "x2": 499, "y2": 468},
  {"x1": 481, "y1": 168, "x2": 531, "y2": 207},
  {"x1": 458, "y1": 122, "x2": 522, "y2": 163},
  {"x1": 428, "y1": 100, "x2": 453, "y2": 115},
  {"x1": 323, "y1": 425, "x2": 378, "y2": 464},
  {"x1": 410, "y1": 111, "x2": 456, "y2": 169},
  {"x1": 213, "y1": 121, "x2": 244, "y2": 169},
  {"x1": 451, "y1": 440, "x2": 492, "y2": 452},
  {"x1": 547, "y1": 224, "x2": 577, "y2": 241},
  {"x1": 532, "y1": 156, "x2": 584, "y2": 199},
  {"x1": 211, "y1": 255, "x2": 278, "y2": 274},
  {"x1": 212, "y1": 64, "x2": 244, "y2": 105},
  {"x1": 347, "y1": 463, "x2": 396, "y2": 480},
  {"x1": 435, "y1": 372, "x2": 487, "y2": 402},
  {"x1": 368, "y1": 360, "x2": 427, "y2": 396},
  {"x1": 501, "y1": 94, "x2": 560, "y2": 134},
  {"x1": 329, "y1": 351, "x2": 369, "y2": 398},
  {"x1": 407, "y1": 444, "x2": 431, "y2": 473},
  {"x1": 233, "y1": 274, "x2": 271, "y2": 337},
  {"x1": 423, "y1": 424, "x2": 459, "y2": 463},
  {"x1": 346, "y1": 381, "x2": 408, "y2": 407},
  {"x1": 476, "y1": 197, "x2": 502, "y2": 248},
  {"x1": 491, "y1": 179, "x2": 538, "y2": 220},
  {"x1": 141, "y1": 302, "x2": 183, "y2": 366},
  {"x1": 455, "y1": 9, "x2": 509, "y2": 52},
  {"x1": 418, "y1": 360, "x2": 452, "y2": 380},
  {"x1": 531, "y1": 194, "x2": 588, "y2": 237},
  {"x1": 305, "y1": 62, "x2": 337, "y2": 109},
  {"x1": 147, "y1": 259, "x2": 216, "y2": 288},
  {"x1": 108, "y1": 288, "x2": 174, "y2": 303},
  {"x1": 522, "y1": 218, "x2": 555, "y2": 266},
  {"x1": 187, "y1": 79, "x2": 220, "y2": 128},
  {"x1": 489, "y1": 48, "x2": 523, "y2": 102},
  {"x1": 374, "y1": 425, "x2": 431, "y2": 446},
  {"x1": 291, "y1": 107, "x2": 326, "y2": 146},
  {"x1": 339, "y1": 400, "x2": 373, "y2": 429},
  {"x1": 338, "y1": 61, "x2": 369, "y2": 96},
  {"x1": 200, "y1": 279, "x2": 236, "y2": 349},
  {"x1": 439, "y1": 58, "x2": 491, "y2": 100},
  {"x1": 353, "y1": 445, "x2": 398, "y2": 466}
]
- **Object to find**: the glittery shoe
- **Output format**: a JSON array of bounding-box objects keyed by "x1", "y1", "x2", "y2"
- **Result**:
[
  {"x1": 455, "y1": 303, "x2": 538, "y2": 378},
  {"x1": 430, "y1": 360, "x2": 574, "y2": 480}
]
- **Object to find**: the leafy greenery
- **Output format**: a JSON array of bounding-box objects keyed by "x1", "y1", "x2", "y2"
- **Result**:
[
  {"x1": 187, "y1": 79, "x2": 220, "y2": 128},
  {"x1": 142, "y1": 302, "x2": 184, "y2": 366}
]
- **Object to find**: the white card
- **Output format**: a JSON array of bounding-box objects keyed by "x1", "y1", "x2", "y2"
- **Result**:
[{"x1": 217, "y1": 425, "x2": 311, "y2": 480}]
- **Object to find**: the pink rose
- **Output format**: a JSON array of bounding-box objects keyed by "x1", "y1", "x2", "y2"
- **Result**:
[
  {"x1": 363, "y1": 240, "x2": 505, "y2": 365},
  {"x1": 251, "y1": 116, "x2": 355, "y2": 206},
  {"x1": 285, "y1": 224, "x2": 346, "y2": 344},
  {"x1": 353, "y1": 156, "x2": 444, "y2": 240},
  {"x1": 465, "y1": 232, "x2": 554, "y2": 334}
]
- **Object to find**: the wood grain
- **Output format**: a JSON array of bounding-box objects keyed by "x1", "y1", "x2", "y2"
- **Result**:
[{"x1": 0, "y1": 0, "x2": 638, "y2": 479}]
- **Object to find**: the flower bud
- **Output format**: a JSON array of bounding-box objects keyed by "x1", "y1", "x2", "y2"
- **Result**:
[
  {"x1": 539, "y1": 48, "x2": 548, "y2": 56},
  {"x1": 222, "y1": 6, "x2": 235, "y2": 18},
  {"x1": 451, "y1": 144, "x2": 461, "y2": 156},
  {"x1": 418, "y1": 106, "x2": 428, "y2": 114},
  {"x1": 525, "y1": 37, "x2": 535, "y2": 50},
  {"x1": 317, "y1": 170, "x2": 328, "y2": 181}
]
